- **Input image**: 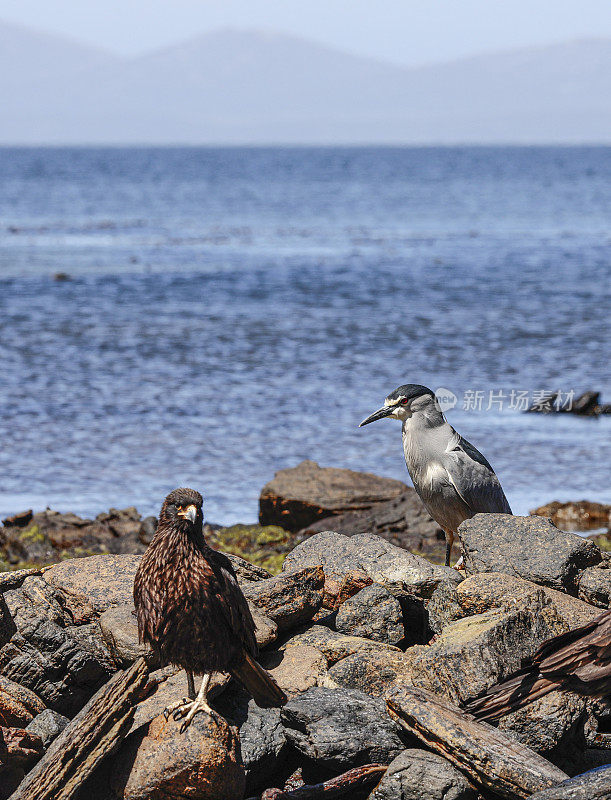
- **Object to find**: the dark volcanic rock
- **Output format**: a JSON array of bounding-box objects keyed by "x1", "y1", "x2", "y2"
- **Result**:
[
  {"x1": 241, "y1": 566, "x2": 324, "y2": 632},
  {"x1": 25, "y1": 709, "x2": 69, "y2": 749},
  {"x1": 283, "y1": 531, "x2": 459, "y2": 600},
  {"x1": 369, "y1": 748, "x2": 476, "y2": 800},
  {"x1": 281, "y1": 686, "x2": 408, "y2": 769},
  {"x1": 458, "y1": 514, "x2": 601, "y2": 592},
  {"x1": 335, "y1": 584, "x2": 405, "y2": 645},
  {"x1": 299, "y1": 488, "x2": 447, "y2": 561},
  {"x1": 259, "y1": 460, "x2": 407, "y2": 532},
  {"x1": 497, "y1": 690, "x2": 594, "y2": 772},
  {"x1": 215, "y1": 691, "x2": 288, "y2": 794},
  {"x1": 526, "y1": 765, "x2": 611, "y2": 799}
]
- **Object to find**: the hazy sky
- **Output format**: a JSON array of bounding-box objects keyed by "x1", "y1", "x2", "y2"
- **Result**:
[{"x1": 1, "y1": 0, "x2": 611, "y2": 65}]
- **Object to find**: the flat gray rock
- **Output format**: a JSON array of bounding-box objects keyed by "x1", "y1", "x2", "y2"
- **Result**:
[
  {"x1": 281, "y1": 686, "x2": 408, "y2": 770},
  {"x1": 283, "y1": 624, "x2": 401, "y2": 665},
  {"x1": 458, "y1": 515, "x2": 601, "y2": 592},
  {"x1": 369, "y1": 748, "x2": 476, "y2": 800},
  {"x1": 26, "y1": 709, "x2": 69, "y2": 749},
  {"x1": 283, "y1": 531, "x2": 460, "y2": 599},
  {"x1": 335, "y1": 583, "x2": 405, "y2": 645},
  {"x1": 527, "y1": 765, "x2": 611, "y2": 799}
]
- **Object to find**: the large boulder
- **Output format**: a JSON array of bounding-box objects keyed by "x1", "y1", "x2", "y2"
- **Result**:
[
  {"x1": 369, "y1": 748, "x2": 476, "y2": 800},
  {"x1": 298, "y1": 488, "x2": 447, "y2": 561},
  {"x1": 437, "y1": 572, "x2": 603, "y2": 631},
  {"x1": 44, "y1": 554, "x2": 141, "y2": 614},
  {"x1": 335, "y1": 583, "x2": 405, "y2": 646},
  {"x1": 283, "y1": 531, "x2": 459, "y2": 599},
  {"x1": 281, "y1": 686, "x2": 408, "y2": 769},
  {"x1": 458, "y1": 515, "x2": 601, "y2": 592},
  {"x1": 259, "y1": 460, "x2": 407, "y2": 532},
  {"x1": 403, "y1": 594, "x2": 568, "y2": 705},
  {"x1": 110, "y1": 712, "x2": 244, "y2": 800}
]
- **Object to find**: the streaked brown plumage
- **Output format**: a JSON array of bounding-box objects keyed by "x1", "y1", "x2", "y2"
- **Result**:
[
  {"x1": 133, "y1": 488, "x2": 286, "y2": 728},
  {"x1": 465, "y1": 609, "x2": 611, "y2": 722}
]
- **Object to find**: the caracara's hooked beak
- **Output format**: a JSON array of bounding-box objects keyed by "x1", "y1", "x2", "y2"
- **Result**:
[
  {"x1": 359, "y1": 405, "x2": 395, "y2": 427},
  {"x1": 177, "y1": 504, "x2": 198, "y2": 523}
]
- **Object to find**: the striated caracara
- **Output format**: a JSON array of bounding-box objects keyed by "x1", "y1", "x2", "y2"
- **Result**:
[
  {"x1": 133, "y1": 487, "x2": 286, "y2": 731},
  {"x1": 465, "y1": 609, "x2": 611, "y2": 722}
]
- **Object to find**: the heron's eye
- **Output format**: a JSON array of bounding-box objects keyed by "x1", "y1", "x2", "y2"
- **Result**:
[{"x1": 400, "y1": 398, "x2": 409, "y2": 405}]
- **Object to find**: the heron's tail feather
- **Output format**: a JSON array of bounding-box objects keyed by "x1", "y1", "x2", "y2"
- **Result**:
[{"x1": 231, "y1": 652, "x2": 287, "y2": 708}]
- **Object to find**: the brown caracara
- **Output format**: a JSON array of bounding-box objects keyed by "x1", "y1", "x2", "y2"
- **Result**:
[
  {"x1": 465, "y1": 609, "x2": 611, "y2": 722},
  {"x1": 133, "y1": 487, "x2": 286, "y2": 730}
]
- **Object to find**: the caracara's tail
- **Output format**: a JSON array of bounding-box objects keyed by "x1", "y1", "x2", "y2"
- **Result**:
[
  {"x1": 231, "y1": 652, "x2": 287, "y2": 707},
  {"x1": 465, "y1": 671, "x2": 560, "y2": 722}
]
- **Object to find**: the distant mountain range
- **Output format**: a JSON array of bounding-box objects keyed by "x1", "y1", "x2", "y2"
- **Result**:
[{"x1": 1, "y1": 21, "x2": 610, "y2": 144}]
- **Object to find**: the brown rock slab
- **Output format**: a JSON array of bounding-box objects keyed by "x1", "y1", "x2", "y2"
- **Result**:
[
  {"x1": 242, "y1": 566, "x2": 324, "y2": 632},
  {"x1": 322, "y1": 569, "x2": 373, "y2": 611},
  {"x1": 113, "y1": 712, "x2": 244, "y2": 800},
  {"x1": 531, "y1": 501, "x2": 611, "y2": 532},
  {"x1": 259, "y1": 460, "x2": 408, "y2": 532},
  {"x1": 0, "y1": 677, "x2": 46, "y2": 728},
  {"x1": 260, "y1": 645, "x2": 328, "y2": 696},
  {"x1": 44, "y1": 554, "x2": 141, "y2": 613},
  {"x1": 386, "y1": 685, "x2": 569, "y2": 800},
  {"x1": 0, "y1": 725, "x2": 43, "y2": 770},
  {"x1": 283, "y1": 625, "x2": 401, "y2": 665}
]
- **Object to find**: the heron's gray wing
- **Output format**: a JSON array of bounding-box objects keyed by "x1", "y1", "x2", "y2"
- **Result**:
[{"x1": 442, "y1": 433, "x2": 512, "y2": 515}]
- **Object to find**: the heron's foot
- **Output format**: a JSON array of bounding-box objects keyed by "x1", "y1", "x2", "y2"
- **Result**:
[{"x1": 172, "y1": 697, "x2": 217, "y2": 733}]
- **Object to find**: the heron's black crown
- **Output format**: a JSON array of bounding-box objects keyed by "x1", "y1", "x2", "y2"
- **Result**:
[{"x1": 386, "y1": 384, "x2": 434, "y2": 403}]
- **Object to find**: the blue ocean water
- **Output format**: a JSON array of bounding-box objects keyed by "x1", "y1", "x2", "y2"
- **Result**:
[{"x1": 0, "y1": 147, "x2": 609, "y2": 523}]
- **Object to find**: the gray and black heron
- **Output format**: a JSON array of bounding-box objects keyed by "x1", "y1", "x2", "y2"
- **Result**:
[{"x1": 360, "y1": 384, "x2": 512, "y2": 566}]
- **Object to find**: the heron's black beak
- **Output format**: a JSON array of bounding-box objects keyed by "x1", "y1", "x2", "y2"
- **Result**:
[
  {"x1": 359, "y1": 405, "x2": 395, "y2": 427},
  {"x1": 177, "y1": 504, "x2": 198, "y2": 523}
]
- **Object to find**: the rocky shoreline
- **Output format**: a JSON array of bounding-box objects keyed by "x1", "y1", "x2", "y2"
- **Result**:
[
  {"x1": 2, "y1": 461, "x2": 609, "y2": 574},
  {"x1": 1, "y1": 462, "x2": 611, "y2": 799}
]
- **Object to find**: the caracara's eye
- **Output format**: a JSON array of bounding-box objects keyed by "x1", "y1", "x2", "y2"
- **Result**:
[{"x1": 400, "y1": 398, "x2": 409, "y2": 405}]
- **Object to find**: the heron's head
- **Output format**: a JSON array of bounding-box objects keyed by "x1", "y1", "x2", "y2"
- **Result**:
[
  {"x1": 160, "y1": 487, "x2": 204, "y2": 530},
  {"x1": 359, "y1": 384, "x2": 437, "y2": 426}
]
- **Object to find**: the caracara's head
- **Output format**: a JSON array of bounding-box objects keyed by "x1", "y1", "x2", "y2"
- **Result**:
[
  {"x1": 359, "y1": 384, "x2": 437, "y2": 425},
  {"x1": 159, "y1": 487, "x2": 204, "y2": 531}
]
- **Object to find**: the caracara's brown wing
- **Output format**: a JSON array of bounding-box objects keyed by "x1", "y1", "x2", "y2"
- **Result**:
[
  {"x1": 205, "y1": 549, "x2": 258, "y2": 658},
  {"x1": 466, "y1": 610, "x2": 611, "y2": 722}
]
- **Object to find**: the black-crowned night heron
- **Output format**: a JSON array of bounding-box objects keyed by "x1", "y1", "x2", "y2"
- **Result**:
[{"x1": 359, "y1": 383, "x2": 512, "y2": 566}]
